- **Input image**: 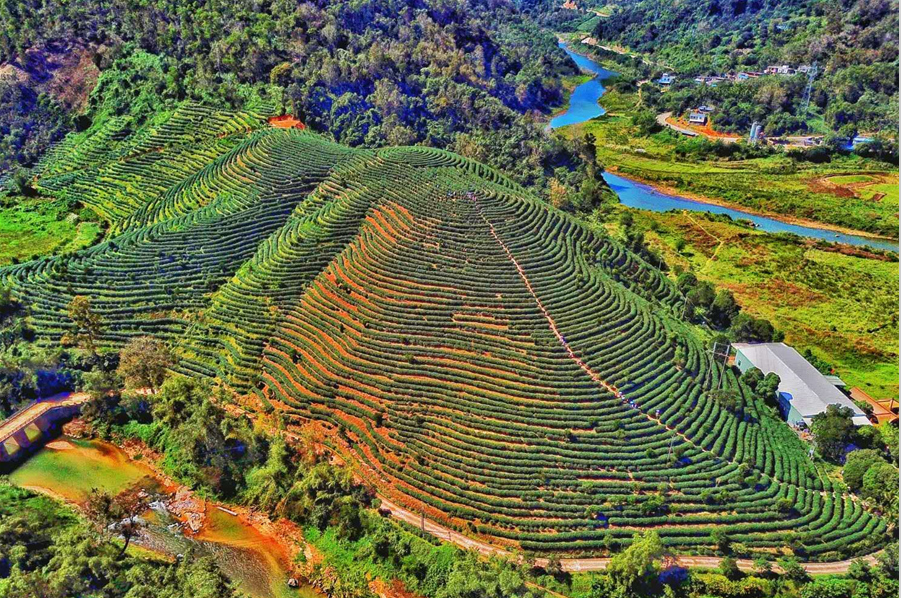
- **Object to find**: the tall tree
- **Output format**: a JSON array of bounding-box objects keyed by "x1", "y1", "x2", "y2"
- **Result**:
[
  {"x1": 811, "y1": 404, "x2": 856, "y2": 462},
  {"x1": 602, "y1": 531, "x2": 664, "y2": 598},
  {"x1": 85, "y1": 485, "x2": 148, "y2": 558},
  {"x1": 64, "y1": 295, "x2": 103, "y2": 353},
  {"x1": 117, "y1": 336, "x2": 174, "y2": 393}
]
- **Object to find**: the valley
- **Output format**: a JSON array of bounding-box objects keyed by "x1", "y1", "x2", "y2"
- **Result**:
[{"x1": 0, "y1": 99, "x2": 889, "y2": 555}]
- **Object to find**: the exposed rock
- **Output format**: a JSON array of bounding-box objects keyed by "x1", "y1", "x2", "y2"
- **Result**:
[{"x1": 62, "y1": 418, "x2": 91, "y2": 438}]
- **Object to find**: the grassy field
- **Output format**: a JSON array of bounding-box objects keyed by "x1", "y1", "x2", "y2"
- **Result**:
[
  {"x1": 560, "y1": 89, "x2": 900, "y2": 238},
  {"x1": 0, "y1": 196, "x2": 102, "y2": 265},
  {"x1": 596, "y1": 207, "x2": 899, "y2": 400}
]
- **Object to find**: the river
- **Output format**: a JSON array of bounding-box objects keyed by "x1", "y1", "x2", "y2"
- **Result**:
[
  {"x1": 9, "y1": 437, "x2": 320, "y2": 598},
  {"x1": 550, "y1": 42, "x2": 616, "y2": 129},
  {"x1": 553, "y1": 41, "x2": 899, "y2": 253},
  {"x1": 603, "y1": 172, "x2": 900, "y2": 252}
]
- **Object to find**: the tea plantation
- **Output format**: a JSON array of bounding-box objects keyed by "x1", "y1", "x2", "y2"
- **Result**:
[{"x1": 0, "y1": 102, "x2": 887, "y2": 559}]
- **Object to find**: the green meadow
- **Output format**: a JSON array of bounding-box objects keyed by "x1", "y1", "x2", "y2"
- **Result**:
[
  {"x1": 0, "y1": 197, "x2": 102, "y2": 265},
  {"x1": 600, "y1": 208, "x2": 899, "y2": 400}
]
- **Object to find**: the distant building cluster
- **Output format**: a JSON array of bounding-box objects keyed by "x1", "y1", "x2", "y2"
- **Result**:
[{"x1": 657, "y1": 64, "x2": 814, "y2": 89}]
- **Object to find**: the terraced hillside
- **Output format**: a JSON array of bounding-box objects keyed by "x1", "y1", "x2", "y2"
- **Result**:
[{"x1": 0, "y1": 104, "x2": 887, "y2": 559}]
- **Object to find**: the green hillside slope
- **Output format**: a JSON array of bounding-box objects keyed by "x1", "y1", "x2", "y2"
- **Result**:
[
  {"x1": 0, "y1": 103, "x2": 888, "y2": 558},
  {"x1": 591, "y1": 0, "x2": 898, "y2": 137}
]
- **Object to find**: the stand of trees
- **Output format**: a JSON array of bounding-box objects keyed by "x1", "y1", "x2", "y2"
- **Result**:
[
  {"x1": 0, "y1": 483, "x2": 240, "y2": 598},
  {"x1": 675, "y1": 271, "x2": 781, "y2": 342},
  {"x1": 0, "y1": 0, "x2": 606, "y2": 200}
]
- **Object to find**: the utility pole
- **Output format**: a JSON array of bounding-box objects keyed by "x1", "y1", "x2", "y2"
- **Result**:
[
  {"x1": 802, "y1": 62, "x2": 818, "y2": 128},
  {"x1": 681, "y1": 295, "x2": 693, "y2": 321},
  {"x1": 708, "y1": 341, "x2": 731, "y2": 390}
]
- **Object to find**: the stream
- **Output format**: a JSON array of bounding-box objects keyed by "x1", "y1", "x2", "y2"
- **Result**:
[
  {"x1": 9, "y1": 437, "x2": 320, "y2": 598},
  {"x1": 553, "y1": 41, "x2": 899, "y2": 253}
]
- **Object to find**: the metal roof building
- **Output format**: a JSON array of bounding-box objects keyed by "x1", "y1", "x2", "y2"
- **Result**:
[{"x1": 733, "y1": 342, "x2": 871, "y2": 427}]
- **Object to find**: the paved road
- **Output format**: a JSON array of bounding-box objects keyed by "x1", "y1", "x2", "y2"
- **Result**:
[
  {"x1": 379, "y1": 495, "x2": 880, "y2": 574},
  {"x1": 0, "y1": 392, "x2": 90, "y2": 443},
  {"x1": 656, "y1": 112, "x2": 697, "y2": 137}
]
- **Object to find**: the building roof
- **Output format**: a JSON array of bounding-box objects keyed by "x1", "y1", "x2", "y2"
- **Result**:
[
  {"x1": 823, "y1": 375, "x2": 846, "y2": 387},
  {"x1": 733, "y1": 343, "x2": 871, "y2": 426}
]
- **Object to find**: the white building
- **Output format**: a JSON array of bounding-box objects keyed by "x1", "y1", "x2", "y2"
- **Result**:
[{"x1": 733, "y1": 343, "x2": 871, "y2": 427}]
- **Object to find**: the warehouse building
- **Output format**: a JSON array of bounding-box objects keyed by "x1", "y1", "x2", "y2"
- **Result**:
[{"x1": 733, "y1": 342, "x2": 871, "y2": 427}]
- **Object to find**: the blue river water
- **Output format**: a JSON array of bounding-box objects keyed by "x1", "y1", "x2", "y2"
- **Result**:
[
  {"x1": 552, "y1": 42, "x2": 898, "y2": 252},
  {"x1": 602, "y1": 173, "x2": 899, "y2": 252},
  {"x1": 549, "y1": 42, "x2": 616, "y2": 129}
]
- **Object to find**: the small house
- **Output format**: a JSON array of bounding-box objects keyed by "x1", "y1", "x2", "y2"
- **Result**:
[
  {"x1": 659, "y1": 73, "x2": 675, "y2": 85},
  {"x1": 764, "y1": 65, "x2": 794, "y2": 75},
  {"x1": 688, "y1": 111, "x2": 707, "y2": 124}
]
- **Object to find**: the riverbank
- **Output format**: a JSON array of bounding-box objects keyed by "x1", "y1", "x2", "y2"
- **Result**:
[
  {"x1": 548, "y1": 73, "x2": 593, "y2": 120},
  {"x1": 606, "y1": 167, "x2": 899, "y2": 245},
  {"x1": 548, "y1": 38, "x2": 899, "y2": 241},
  {"x1": 9, "y1": 433, "x2": 319, "y2": 598},
  {"x1": 116, "y1": 436, "x2": 321, "y2": 598}
]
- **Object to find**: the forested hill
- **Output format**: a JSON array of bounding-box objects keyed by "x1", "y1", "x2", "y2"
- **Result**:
[
  {"x1": 0, "y1": 0, "x2": 604, "y2": 201},
  {"x1": 593, "y1": 0, "x2": 899, "y2": 136}
]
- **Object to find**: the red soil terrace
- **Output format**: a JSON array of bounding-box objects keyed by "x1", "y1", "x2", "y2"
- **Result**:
[{"x1": 268, "y1": 115, "x2": 306, "y2": 129}]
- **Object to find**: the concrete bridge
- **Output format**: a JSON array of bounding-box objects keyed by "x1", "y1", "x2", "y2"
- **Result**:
[{"x1": 0, "y1": 392, "x2": 90, "y2": 464}]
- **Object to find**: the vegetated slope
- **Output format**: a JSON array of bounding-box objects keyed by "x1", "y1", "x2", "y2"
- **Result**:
[
  {"x1": 0, "y1": 104, "x2": 887, "y2": 558},
  {"x1": 592, "y1": 0, "x2": 899, "y2": 137},
  {"x1": 1, "y1": 0, "x2": 588, "y2": 199}
]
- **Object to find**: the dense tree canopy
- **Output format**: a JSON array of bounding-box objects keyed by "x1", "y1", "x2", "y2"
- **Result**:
[
  {"x1": 0, "y1": 0, "x2": 606, "y2": 200},
  {"x1": 591, "y1": 0, "x2": 899, "y2": 140}
]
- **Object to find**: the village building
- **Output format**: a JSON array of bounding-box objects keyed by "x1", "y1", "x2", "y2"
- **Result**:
[
  {"x1": 765, "y1": 65, "x2": 795, "y2": 75},
  {"x1": 688, "y1": 111, "x2": 707, "y2": 124},
  {"x1": 733, "y1": 343, "x2": 872, "y2": 427},
  {"x1": 659, "y1": 73, "x2": 675, "y2": 85}
]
